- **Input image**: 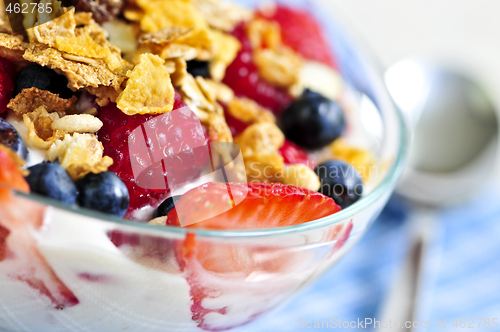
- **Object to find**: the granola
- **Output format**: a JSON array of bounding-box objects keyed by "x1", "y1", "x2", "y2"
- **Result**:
[
  {"x1": 51, "y1": 114, "x2": 103, "y2": 133},
  {"x1": 227, "y1": 97, "x2": 275, "y2": 124},
  {"x1": 8, "y1": 87, "x2": 77, "y2": 119},
  {"x1": 22, "y1": 106, "x2": 65, "y2": 150},
  {"x1": 46, "y1": 133, "x2": 113, "y2": 180}
]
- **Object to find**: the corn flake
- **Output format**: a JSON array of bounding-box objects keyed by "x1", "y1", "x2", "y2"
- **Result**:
[
  {"x1": 0, "y1": 33, "x2": 26, "y2": 61},
  {"x1": 8, "y1": 87, "x2": 77, "y2": 119},
  {"x1": 227, "y1": 97, "x2": 275, "y2": 124},
  {"x1": 22, "y1": 106, "x2": 65, "y2": 150},
  {"x1": 209, "y1": 30, "x2": 240, "y2": 81},
  {"x1": 234, "y1": 122, "x2": 284, "y2": 156},
  {"x1": 247, "y1": 18, "x2": 302, "y2": 88},
  {"x1": 243, "y1": 152, "x2": 285, "y2": 183},
  {"x1": 138, "y1": 0, "x2": 208, "y2": 33},
  {"x1": 138, "y1": 27, "x2": 192, "y2": 48},
  {"x1": 33, "y1": 9, "x2": 76, "y2": 47},
  {"x1": 205, "y1": 112, "x2": 233, "y2": 143},
  {"x1": 330, "y1": 139, "x2": 377, "y2": 181},
  {"x1": 24, "y1": 44, "x2": 126, "y2": 91},
  {"x1": 193, "y1": 0, "x2": 251, "y2": 32},
  {"x1": 204, "y1": 79, "x2": 234, "y2": 103},
  {"x1": 116, "y1": 53, "x2": 175, "y2": 115}
]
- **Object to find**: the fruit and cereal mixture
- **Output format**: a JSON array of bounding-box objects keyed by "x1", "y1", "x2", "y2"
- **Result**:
[{"x1": 0, "y1": 0, "x2": 376, "y2": 226}]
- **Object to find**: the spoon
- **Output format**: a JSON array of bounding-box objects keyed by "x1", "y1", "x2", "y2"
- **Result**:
[{"x1": 378, "y1": 59, "x2": 499, "y2": 330}]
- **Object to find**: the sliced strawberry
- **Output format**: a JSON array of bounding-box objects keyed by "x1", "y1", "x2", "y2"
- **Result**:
[
  {"x1": 223, "y1": 23, "x2": 294, "y2": 116},
  {"x1": 258, "y1": 5, "x2": 337, "y2": 68},
  {"x1": 278, "y1": 139, "x2": 315, "y2": 168},
  {"x1": 166, "y1": 182, "x2": 340, "y2": 229},
  {"x1": 161, "y1": 183, "x2": 343, "y2": 330},
  {"x1": 0, "y1": 146, "x2": 78, "y2": 309}
]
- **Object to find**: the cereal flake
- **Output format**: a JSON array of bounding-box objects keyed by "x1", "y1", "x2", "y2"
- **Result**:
[
  {"x1": 8, "y1": 87, "x2": 77, "y2": 120},
  {"x1": 116, "y1": 53, "x2": 175, "y2": 115}
]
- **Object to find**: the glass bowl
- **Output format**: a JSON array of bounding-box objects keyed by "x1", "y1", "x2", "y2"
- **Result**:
[{"x1": 0, "y1": 0, "x2": 407, "y2": 331}]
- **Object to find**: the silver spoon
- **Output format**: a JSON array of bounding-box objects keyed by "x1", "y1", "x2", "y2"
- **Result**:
[{"x1": 378, "y1": 59, "x2": 499, "y2": 330}]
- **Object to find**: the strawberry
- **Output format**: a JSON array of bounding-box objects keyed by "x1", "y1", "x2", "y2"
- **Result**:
[
  {"x1": 278, "y1": 139, "x2": 315, "y2": 168},
  {"x1": 161, "y1": 183, "x2": 343, "y2": 330},
  {"x1": 166, "y1": 182, "x2": 340, "y2": 229},
  {"x1": 223, "y1": 23, "x2": 294, "y2": 116},
  {"x1": 258, "y1": 5, "x2": 337, "y2": 68},
  {"x1": 0, "y1": 57, "x2": 15, "y2": 114},
  {"x1": 98, "y1": 93, "x2": 209, "y2": 218},
  {"x1": 0, "y1": 145, "x2": 79, "y2": 309}
]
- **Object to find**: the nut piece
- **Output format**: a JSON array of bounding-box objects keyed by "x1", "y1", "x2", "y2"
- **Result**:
[
  {"x1": 281, "y1": 164, "x2": 321, "y2": 191},
  {"x1": 51, "y1": 114, "x2": 103, "y2": 133}
]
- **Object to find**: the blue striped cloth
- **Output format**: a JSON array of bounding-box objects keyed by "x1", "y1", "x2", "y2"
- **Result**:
[{"x1": 235, "y1": 184, "x2": 500, "y2": 331}]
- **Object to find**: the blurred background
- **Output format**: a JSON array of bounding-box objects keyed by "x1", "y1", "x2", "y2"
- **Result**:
[{"x1": 236, "y1": 1, "x2": 500, "y2": 331}]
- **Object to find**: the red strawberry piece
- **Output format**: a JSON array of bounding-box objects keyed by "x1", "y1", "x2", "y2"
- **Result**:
[
  {"x1": 223, "y1": 23, "x2": 294, "y2": 116},
  {"x1": 98, "y1": 92, "x2": 209, "y2": 219},
  {"x1": 166, "y1": 182, "x2": 340, "y2": 229},
  {"x1": 0, "y1": 58, "x2": 15, "y2": 114},
  {"x1": 258, "y1": 5, "x2": 337, "y2": 68},
  {"x1": 278, "y1": 139, "x2": 315, "y2": 168},
  {"x1": 164, "y1": 182, "x2": 341, "y2": 330},
  {"x1": 0, "y1": 147, "x2": 78, "y2": 309}
]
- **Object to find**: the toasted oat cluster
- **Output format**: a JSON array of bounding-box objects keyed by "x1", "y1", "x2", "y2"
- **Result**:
[{"x1": 0, "y1": 0, "x2": 377, "y2": 219}]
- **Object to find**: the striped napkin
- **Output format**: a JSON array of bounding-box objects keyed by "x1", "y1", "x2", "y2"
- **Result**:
[{"x1": 236, "y1": 184, "x2": 500, "y2": 331}]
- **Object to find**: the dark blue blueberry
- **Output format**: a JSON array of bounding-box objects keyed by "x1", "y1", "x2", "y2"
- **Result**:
[
  {"x1": 76, "y1": 171, "x2": 129, "y2": 217},
  {"x1": 153, "y1": 195, "x2": 181, "y2": 218},
  {"x1": 0, "y1": 118, "x2": 28, "y2": 159},
  {"x1": 16, "y1": 65, "x2": 74, "y2": 99},
  {"x1": 280, "y1": 89, "x2": 345, "y2": 149},
  {"x1": 314, "y1": 160, "x2": 363, "y2": 209},
  {"x1": 25, "y1": 162, "x2": 77, "y2": 205},
  {"x1": 186, "y1": 60, "x2": 210, "y2": 78}
]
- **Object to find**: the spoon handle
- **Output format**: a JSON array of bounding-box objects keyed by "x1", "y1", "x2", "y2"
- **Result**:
[{"x1": 379, "y1": 208, "x2": 435, "y2": 330}]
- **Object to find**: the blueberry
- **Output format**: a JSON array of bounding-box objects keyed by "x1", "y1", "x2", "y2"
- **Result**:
[
  {"x1": 0, "y1": 118, "x2": 28, "y2": 159},
  {"x1": 16, "y1": 65, "x2": 73, "y2": 99},
  {"x1": 314, "y1": 160, "x2": 363, "y2": 209},
  {"x1": 280, "y1": 89, "x2": 345, "y2": 149},
  {"x1": 186, "y1": 60, "x2": 210, "y2": 78},
  {"x1": 153, "y1": 195, "x2": 181, "y2": 218},
  {"x1": 25, "y1": 162, "x2": 77, "y2": 205},
  {"x1": 76, "y1": 171, "x2": 129, "y2": 217}
]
